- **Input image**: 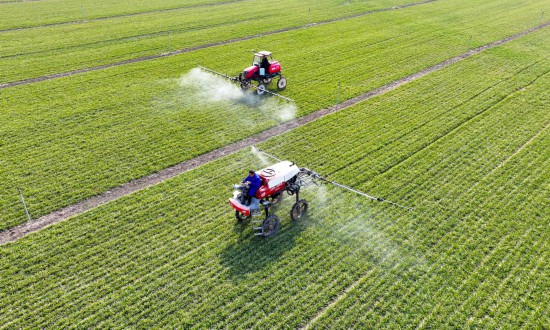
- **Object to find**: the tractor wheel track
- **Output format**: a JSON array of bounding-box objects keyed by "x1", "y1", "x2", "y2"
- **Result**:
[
  {"x1": 1, "y1": 21, "x2": 548, "y2": 245},
  {"x1": 0, "y1": 0, "x2": 436, "y2": 90}
]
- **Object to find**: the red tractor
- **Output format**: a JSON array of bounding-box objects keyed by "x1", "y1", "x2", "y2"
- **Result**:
[
  {"x1": 199, "y1": 51, "x2": 288, "y2": 97},
  {"x1": 237, "y1": 51, "x2": 287, "y2": 95}
]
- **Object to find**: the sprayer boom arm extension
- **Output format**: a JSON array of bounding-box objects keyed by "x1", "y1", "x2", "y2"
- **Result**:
[
  {"x1": 323, "y1": 179, "x2": 413, "y2": 211},
  {"x1": 321, "y1": 179, "x2": 381, "y2": 201},
  {"x1": 253, "y1": 147, "x2": 413, "y2": 211},
  {"x1": 198, "y1": 66, "x2": 238, "y2": 82},
  {"x1": 252, "y1": 86, "x2": 295, "y2": 103}
]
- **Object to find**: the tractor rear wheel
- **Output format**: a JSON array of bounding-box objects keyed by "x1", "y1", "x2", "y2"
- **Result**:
[
  {"x1": 257, "y1": 84, "x2": 266, "y2": 95},
  {"x1": 261, "y1": 215, "x2": 281, "y2": 237},
  {"x1": 290, "y1": 199, "x2": 308, "y2": 221},
  {"x1": 277, "y1": 77, "x2": 287, "y2": 90}
]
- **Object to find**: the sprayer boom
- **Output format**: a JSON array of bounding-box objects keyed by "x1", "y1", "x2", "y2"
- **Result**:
[
  {"x1": 254, "y1": 148, "x2": 413, "y2": 211},
  {"x1": 198, "y1": 65, "x2": 294, "y2": 102},
  {"x1": 229, "y1": 147, "x2": 413, "y2": 238},
  {"x1": 198, "y1": 66, "x2": 239, "y2": 82}
]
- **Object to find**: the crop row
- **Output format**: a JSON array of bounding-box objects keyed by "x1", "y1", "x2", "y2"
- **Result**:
[
  {"x1": 0, "y1": 0, "x2": 424, "y2": 82},
  {"x1": 3, "y1": 0, "x2": 548, "y2": 83},
  {"x1": 308, "y1": 62, "x2": 550, "y2": 326},
  {"x1": 264, "y1": 33, "x2": 550, "y2": 202},
  {"x1": 0, "y1": 155, "x2": 384, "y2": 328},
  {"x1": 2, "y1": 0, "x2": 548, "y2": 230},
  {"x1": 1, "y1": 27, "x2": 549, "y2": 327},
  {"x1": 0, "y1": 0, "x2": 246, "y2": 30},
  {"x1": 312, "y1": 123, "x2": 550, "y2": 328}
]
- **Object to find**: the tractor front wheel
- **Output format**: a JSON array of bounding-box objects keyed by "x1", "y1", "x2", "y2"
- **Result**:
[
  {"x1": 240, "y1": 78, "x2": 251, "y2": 90},
  {"x1": 261, "y1": 215, "x2": 281, "y2": 237},
  {"x1": 277, "y1": 77, "x2": 287, "y2": 90},
  {"x1": 257, "y1": 83, "x2": 266, "y2": 95},
  {"x1": 235, "y1": 210, "x2": 249, "y2": 223},
  {"x1": 290, "y1": 199, "x2": 308, "y2": 221}
]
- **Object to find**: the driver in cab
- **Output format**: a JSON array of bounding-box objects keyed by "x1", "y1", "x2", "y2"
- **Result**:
[{"x1": 242, "y1": 170, "x2": 262, "y2": 214}]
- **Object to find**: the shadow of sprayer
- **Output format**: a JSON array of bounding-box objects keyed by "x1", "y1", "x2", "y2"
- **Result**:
[{"x1": 219, "y1": 215, "x2": 309, "y2": 279}]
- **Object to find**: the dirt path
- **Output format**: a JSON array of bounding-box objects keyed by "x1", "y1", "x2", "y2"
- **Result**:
[
  {"x1": 1, "y1": 21, "x2": 548, "y2": 245},
  {"x1": 0, "y1": 0, "x2": 435, "y2": 90}
]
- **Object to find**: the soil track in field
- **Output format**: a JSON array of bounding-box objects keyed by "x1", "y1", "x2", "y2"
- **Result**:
[
  {"x1": 1, "y1": 21, "x2": 548, "y2": 245},
  {"x1": 0, "y1": 0, "x2": 436, "y2": 89},
  {"x1": 0, "y1": 0, "x2": 42, "y2": 4}
]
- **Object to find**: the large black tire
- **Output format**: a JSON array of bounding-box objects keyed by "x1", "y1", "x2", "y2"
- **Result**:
[
  {"x1": 290, "y1": 199, "x2": 308, "y2": 221},
  {"x1": 277, "y1": 77, "x2": 287, "y2": 90},
  {"x1": 257, "y1": 83, "x2": 266, "y2": 95},
  {"x1": 240, "y1": 78, "x2": 250, "y2": 90},
  {"x1": 261, "y1": 215, "x2": 281, "y2": 237}
]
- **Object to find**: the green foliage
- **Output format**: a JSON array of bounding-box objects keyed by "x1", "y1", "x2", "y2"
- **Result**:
[
  {"x1": 0, "y1": 0, "x2": 250, "y2": 29},
  {"x1": 1, "y1": 16, "x2": 549, "y2": 328},
  {"x1": 2, "y1": 0, "x2": 549, "y2": 230}
]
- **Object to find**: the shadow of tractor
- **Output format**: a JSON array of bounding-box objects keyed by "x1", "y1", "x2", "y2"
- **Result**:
[{"x1": 219, "y1": 215, "x2": 308, "y2": 279}]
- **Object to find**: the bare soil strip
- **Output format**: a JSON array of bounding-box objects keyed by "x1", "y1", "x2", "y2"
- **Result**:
[
  {"x1": 0, "y1": 0, "x2": 248, "y2": 33},
  {"x1": 0, "y1": 0, "x2": 435, "y2": 89},
  {"x1": 1, "y1": 21, "x2": 548, "y2": 245},
  {"x1": 0, "y1": 0, "x2": 42, "y2": 4}
]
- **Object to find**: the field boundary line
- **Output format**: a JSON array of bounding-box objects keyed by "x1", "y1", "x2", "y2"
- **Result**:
[
  {"x1": 0, "y1": 0, "x2": 436, "y2": 89},
  {"x1": 0, "y1": 0, "x2": 41, "y2": 4},
  {"x1": 1, "y1": 21, "x2": 549, "y2": 245}
]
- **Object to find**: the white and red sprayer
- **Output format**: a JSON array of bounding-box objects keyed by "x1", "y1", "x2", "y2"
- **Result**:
[{"x1": 230, "y1": 149, "x2": 413, "y2": 237}]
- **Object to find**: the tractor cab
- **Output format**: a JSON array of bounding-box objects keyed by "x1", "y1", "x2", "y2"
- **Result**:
[{"x1": 250, "y1": 51, "x2": 281, "y2": 77}]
